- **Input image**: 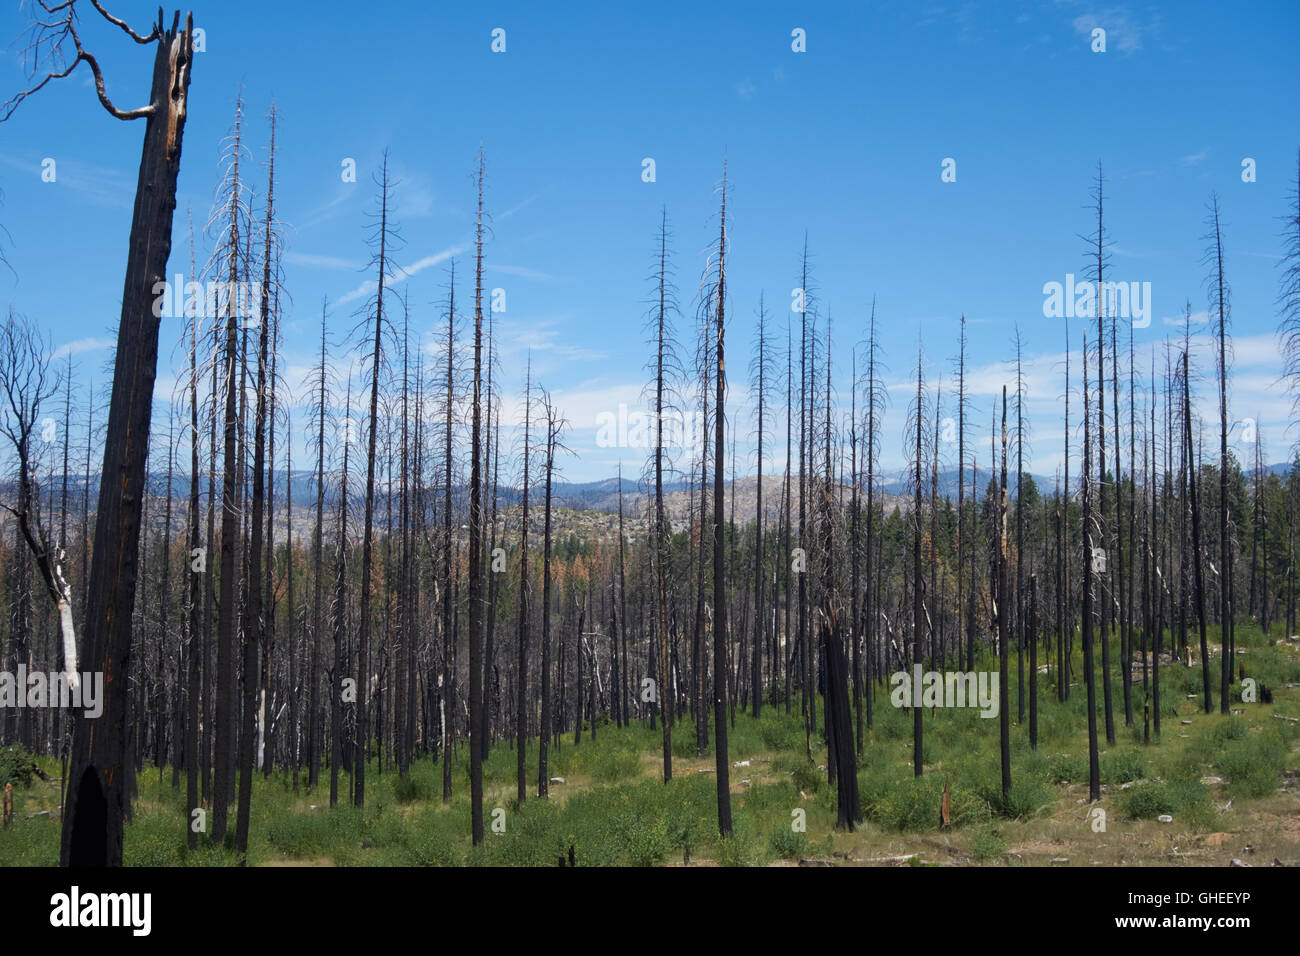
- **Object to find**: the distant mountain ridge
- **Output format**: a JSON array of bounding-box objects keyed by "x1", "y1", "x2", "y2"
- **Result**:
[{"x1": 3, "y1": 461, "x2": 1293, "y2": 523}]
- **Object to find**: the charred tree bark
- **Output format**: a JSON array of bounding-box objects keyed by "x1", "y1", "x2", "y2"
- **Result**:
[
  {"x1": 55, "y1": 10, "x2": 193, "y2": 868},
  {"x1": 1083, "y1": 337, "x2": 1101, "y2": 802},
  {"x1": 998, "y1": 387, "x2": 1011, "y2": 799},
  {"x1": 538, "y1": 398, "x2": 559, "y2": 797},
  {"x1": 1184, "y1": 351, "x2": 1213, "y2": 713},
  {"x1": 468, "y1": 154, "x2": 487, "y2": 844},
  {"x1": 710, "y1": 169, "x2": 732, "y2": 836}
]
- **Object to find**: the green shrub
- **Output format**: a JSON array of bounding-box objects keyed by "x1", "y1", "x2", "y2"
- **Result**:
[
  {"x1": 876, "y1": 775, "x2": 991, "y2": 831},
  {"x1": 266, "y1": 805, "x2": 363, "y2": 858},
  {"x1": 1167, "y1": 780, "x2": 1216, "y2": 832},
  {"x1": 592, "y1": 748, "x2": 642, "y2": 783},
  {"x1": 0, "y1": 813, "x2": 59, "y2": 866},
  {"x1": 1118, "y1": 781, "x2": 1175, "y2": 820},
  {"x1": 399, "y1": 809, "x2": 467, "y2": 866},
  {"x1": 671, "y1": 721, "x2": 703, "y2": 758},
  {"x1": 714, "y1": 819, "x2": 763, "y2": 866},
  {"x1": 123, "y1": 811, "x2": 186, "y2": 866},
  {"x1": 494, "y1": 801, "x2": 562, "y2": 867},
  {"x1": 767, "y1": 755, "x2": 824, "y2": 796},
  {"x1": 743, "y1": 779, "x2": 799, "y2": 814},
  {"x1": 984, "y1": 777, "x2": 1053, "y2": 821},
  {"x1": 875, "y1": 777, "x2": 942, "y2": 831},
  {"x1": 760, "y1": 719, "x2": 805, "y2": 753},
  {"x1": 1217, "y1": 731, "x2": 1287, "y2": 798},
  {"x1": 768, "y1": 825, "x2": 808, "y2": 859},
  {"x1": 391, "y1": 771, "x2": 434, "y2": 804},
  {"x1": 1118, "y1": 778, "x2": 1213, "y2": 828},
  {"x1": 1210, "y1": 717, "x2": 1251, "y2": 746},
  {"x1": 969, "y1": 826, "x2": 1007, "y2": 861},
  {"x1": 0, "y1": 745, "x2": 37, "y2": 789},
  {"x1": 871, "y1": 701, "x2": 912, "y2": 741},
  {"x1": 619, "y1": 815, "x2": 672, "y2": 866},
  {"x1": 1046, "y1": 753, "x2": 1087, "y2": 784},
  {"x1": 1101, "y1": 748, "x2": 1148, "y2": 784}
]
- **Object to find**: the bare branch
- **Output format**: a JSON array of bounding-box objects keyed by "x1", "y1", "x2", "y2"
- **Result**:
[
  {"x1": 2, "y1": 1, "x2": 159, "y2": 123},
  {"x1": 89, "y1": 0, "x2": 159, "y2": 43}
]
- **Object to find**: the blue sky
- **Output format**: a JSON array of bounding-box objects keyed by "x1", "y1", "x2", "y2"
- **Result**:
[{"x1": 1, "y1": 0, "x2": 1297, "y2": 486}]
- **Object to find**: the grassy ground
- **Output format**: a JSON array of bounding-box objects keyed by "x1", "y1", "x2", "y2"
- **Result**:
[{"x1": 2, "y1": 623, "x2": 1297, "y2": 866}]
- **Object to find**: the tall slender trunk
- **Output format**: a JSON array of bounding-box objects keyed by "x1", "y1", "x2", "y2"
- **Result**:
[
  {"x1": 998, "y1": 387, "x2": 1011, "y2": 797},
  {"x1": 798, "y1": 240, "x2": 810, "y2": 751},
  {"x1": 1112, "y1": 310, "x2": 1131, "y2": 727},
  {"x1": 441, "y1": 264, "x2": 456, "y2": 801},
  {"x1": 61, "y1": 12, "x2": 194, "y2": 868},
  {"x1": 913, "y1": 350, "x2": 925, "y2": 779},
  {"x1": 1083, "y1": 336, "x2": 1100, "y2": 802},
  {"x1": 652, "y1": 209, "x2": 673, "y2": 778},
  {"x1": 1015, "y1": 341, "x2": 1025, "y2": 723},
  {"x1": 711, "y1": 170, "x2": 732, "y2": 835},
  {"x1": 515, "y1": 364, "x2": 533, "y2": 805},
  {"x1": 956, "y1": 315, "x2": 966, "y2": 675},
  {"x1": 185, "y1": 232, "x2": 202, "y2": 850},
  {"x1": 1093, "y1": 167, "x2": 1116, "y2": 746},
  {"x1": 1184, "y1": 351, "x2": 1213, "y2": 713},
  {"x1": 211, "y1": 98, "x2": 244, "y2": 847},
  {"x1": 1210, "y1": 197, "x2": 1233, "y2": 713},
  {"x1": 865, "y1": 304, "x2": 877, "y2": 731},
  {"x1": 329, "y1": 383, "x2": 353, "y2": 809},
  {"x1": 538, "y1": 403, "x2": 558, "y2": 797},
  {"x1": 753, "y1": 297, "x2": 767, "y2": 720},
  {"x1": 308, "y1": 303, "x2": 328, "y2": 790},
  {"x1": 354, "y1": 153, "x2": 394, "y2": 808}
]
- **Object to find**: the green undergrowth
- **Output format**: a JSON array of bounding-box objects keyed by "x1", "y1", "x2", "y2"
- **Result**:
[{"x1": 1, "y1": 623, "x2": 1295, "y2": 866}]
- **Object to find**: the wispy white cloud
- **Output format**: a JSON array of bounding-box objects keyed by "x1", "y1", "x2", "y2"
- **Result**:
[
  {"x1": 285, "y1": 251, "x2": 362, "y2": 271},
  {"x1": 496, "y1": 317, "x2": 608, "y2": 363},
  {"x1": 52, "y1": 336, "x2": 113, "y2": 360},
  {"x1": 391, "y1": 171, "x2": 434, "y2": 219},
  {"x1": 502, "y1": 380, "x2": 644, "y2": 432},
  {"x1": 336, "y1": 243, "x2": 467, "y2": 305},
  {"x1": 299, "y1": 189, "x2": 352, "y2": 230},
  {"x1": 1071, "y1": 7, "x2": 1146, "y2": 54},
  {"x1": 498, "y1": 193, "x2": 541, "y2": 222},
  {"x1": 1163, "y1": 309, "x2": 1212, "y2": 327},
  {"x1": 0, "y1": 153, "x2": 132, "y2": 209}
]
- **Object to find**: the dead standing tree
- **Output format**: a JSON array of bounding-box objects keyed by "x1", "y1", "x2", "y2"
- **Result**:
[
  {"x1": 1205, "y1": 195, "x2": 1233, "y2": 714},
  {"x1": 205, "y1": 95, "x2": 252, "y2": 846},
  {"x1": 0, "y1": 313, "x2": 77, "y2": 696},
  {"x1": 1280, "y1": 150, "x2": 1300, "y2": 443},
  {"x1": 354, "y1": 151, "x2": 402, "y2": 808},
  {"x1": 468, "y1": 150, "x2": 487, "y2": 845},
  {"x1": 3, "y1": 1, "x2": 194, "y2": 867},
  {"x1": 906, "y1": 343, "x2": 930, "y2": 778},
  {"x1": 696, "y1": 164, "x2": 733, "y2": 834},
  {"x1": 536, "y1": 390, "x2": 571, "y2": 797},
  {"x1": 641, "y1": 208, "x2": 682, "y2": 779}
]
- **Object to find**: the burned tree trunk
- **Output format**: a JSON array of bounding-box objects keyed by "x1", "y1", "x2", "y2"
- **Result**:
[
  {"x1": 1083, "y1": 336, "x2": 1101, "y2": 803},
  {"x1": 1184, "y1": 351, "x2": 1213, "y2": 713},
  {"x1": 57, "y1": 12, "x2": 194, "y2": 867},
  {"x1": 538, "y1": 396, "x2": 559, "y2": 797},
  {"x1": 998, "y1": 387, "x2": 1011, "y2": 799},
  {"x1": 708, "y1": 167, "x2": 733, "y2": 835}
]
